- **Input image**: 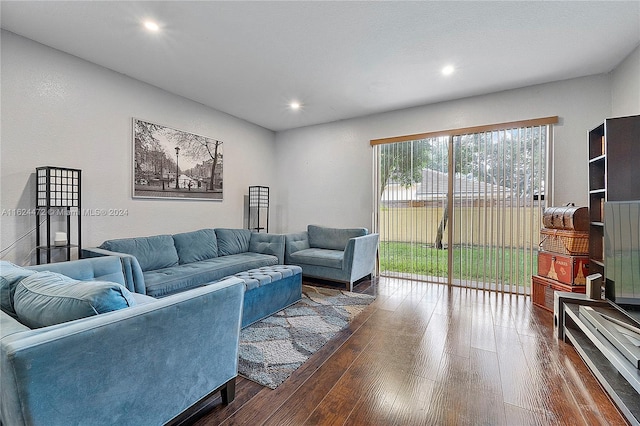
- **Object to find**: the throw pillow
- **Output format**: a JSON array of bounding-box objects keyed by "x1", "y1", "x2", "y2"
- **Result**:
[
  {"x1": 172, "y1": 229, "x2": 218, "y2": 264},
  {"x1": 13, "y1": 271, "x2": 136, "y2": 329},
  {"x1": 100, "y1": 234, "x2": 179, "y2": 272},
  {"x1": 216, "y1": 228, "x2": 252, "y2": 256},
  {"x1": 0, "y1": 261, "x2": 36, "y2": 318}
]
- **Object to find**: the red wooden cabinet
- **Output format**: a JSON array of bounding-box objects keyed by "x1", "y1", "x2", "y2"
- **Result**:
[
  {"x1": 537, "y1": 251, "x2": 589, "y2": 285},
  {"x1": 532, "y1": 274, "x2": 585, "y2": 312}
]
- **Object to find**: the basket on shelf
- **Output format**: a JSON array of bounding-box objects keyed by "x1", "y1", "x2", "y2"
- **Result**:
[{"x1": 539, "y1": 228, "x2": 589, "y2": 256}]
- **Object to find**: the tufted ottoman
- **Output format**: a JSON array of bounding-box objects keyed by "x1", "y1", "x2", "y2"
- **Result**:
[{"x1": 231, "y1": 265, "x2": 302, "y2": 328}]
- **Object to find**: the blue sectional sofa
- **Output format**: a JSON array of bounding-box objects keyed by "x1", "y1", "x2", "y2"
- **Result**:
[
  {"x1": 0, "y1": 256, "x2": 245, "y2": 426},
  {"x1": 84, "y1": 228, "x2": 302, "y2": 328},
  {"x1": 83, "y1": 228, "x2": 285, "y2": 298},
  {"x1": 285, "y1": 225, "x2": 379, "y2": 291}
]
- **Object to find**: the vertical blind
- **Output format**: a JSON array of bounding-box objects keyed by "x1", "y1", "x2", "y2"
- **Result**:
[{"x1": 372, "y1": 117, "x2": 557, "y2": 295}]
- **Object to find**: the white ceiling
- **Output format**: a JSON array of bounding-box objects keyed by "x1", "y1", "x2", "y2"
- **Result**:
[{"x1": 2, "y1": 1, "x2": 639, "y2": 132}]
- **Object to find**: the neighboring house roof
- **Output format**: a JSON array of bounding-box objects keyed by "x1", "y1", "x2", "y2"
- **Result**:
[
  {"x1": 382, "y1": 168, "x2": 510, "y2": 202},
  {"x1": 381, "y1": 183, "x2": 417, "y2": 203}
]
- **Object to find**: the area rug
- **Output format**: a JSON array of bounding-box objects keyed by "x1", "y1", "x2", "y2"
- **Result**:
[{"x1": 237, "y1": 285, "x2": 376, "y2": 389}]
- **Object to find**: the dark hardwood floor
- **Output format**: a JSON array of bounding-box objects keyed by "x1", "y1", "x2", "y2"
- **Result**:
[{"x1": 191, "y1": 276, "x2": 626, "y2": 425}]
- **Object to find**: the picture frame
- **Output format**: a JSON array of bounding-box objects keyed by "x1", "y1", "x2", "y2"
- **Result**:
[{"x1": 132, "y1": 118, "x2": 223, "y2": 201}]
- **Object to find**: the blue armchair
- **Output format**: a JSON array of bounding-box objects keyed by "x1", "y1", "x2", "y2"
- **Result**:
[{"x1": 284, "y1": 225, "x2": 379, "y2": 291}]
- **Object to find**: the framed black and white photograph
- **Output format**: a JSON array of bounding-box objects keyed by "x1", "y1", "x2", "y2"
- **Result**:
[{"x1": 133, "y1": 118, "x2": 223, "y2": 201}]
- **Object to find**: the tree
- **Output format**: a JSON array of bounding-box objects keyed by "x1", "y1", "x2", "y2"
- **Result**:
[
  {"x1": 134, "y1": 120, "x2": 168, "y2": 180},
  {"x1": 378, "y1": 138, "x2": 449, "y2": 249},
  {"x1": 433, "y1": 129, "x2": 547, "y2": 249},
  {"x1": 378, "y1": 139, "x2": 431, "y2": 197},
  {"x1": 169, "y1": 129, "x2": 223, "y2": 190}
]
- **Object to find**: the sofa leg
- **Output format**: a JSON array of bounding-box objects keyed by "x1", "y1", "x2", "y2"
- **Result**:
[{"x1": 221, "y1": 378, "x2": 236, "y2": 404}]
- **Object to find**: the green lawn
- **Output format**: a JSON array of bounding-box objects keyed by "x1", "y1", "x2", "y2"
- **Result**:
[{"x1": 379, "y1": 241, "x2": 537, "y2": 286}]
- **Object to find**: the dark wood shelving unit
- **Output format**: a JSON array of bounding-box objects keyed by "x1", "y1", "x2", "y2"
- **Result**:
[
  {"x1": 587, "y1": 115, "x2": 640, "y2": 294},
  {"x1": 587, "y1": 123, "x2": 606, "y2": 281},
  {"x1": 575, "y1": 115, "x2": 640, "y2": 425}
]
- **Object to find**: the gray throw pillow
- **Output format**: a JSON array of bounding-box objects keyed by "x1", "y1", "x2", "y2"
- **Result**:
[
  {"x1": 172, "y1": 229, "x2": 218, "y2": 264},
  {"x1": 0, "y1": 261, "x2": 36, "y2": 318},
  {"x1": 13, "y1": 271, "x2": 136, "y2": 329},
  {"x1": 216, "y1": 228, "x2": 252, "y2": 256},
  {"x1": 100, "y1": 234, "x2": 179, "y2": 272}
]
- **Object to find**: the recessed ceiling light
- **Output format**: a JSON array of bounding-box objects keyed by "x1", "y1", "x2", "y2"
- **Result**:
[
  {"x1": 442, "y1": 65, "x2": 455, "y2": 76},
  {"x1": 144, "y1": 20, "x2": 160, "y2": 32},
  {"x1": 289, "y1": 101, "x2": 301, "y2": 110}
]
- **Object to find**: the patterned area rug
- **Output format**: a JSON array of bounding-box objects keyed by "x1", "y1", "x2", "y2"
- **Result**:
[{"x1": 237, "y1": 284, "x2": 376, "y2": 389}]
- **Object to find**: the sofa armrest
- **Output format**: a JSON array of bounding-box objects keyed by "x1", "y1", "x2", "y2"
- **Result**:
[
  {"x1": 249, "y1": 233, "x2": 285, "y2": 264},
  {"x1": 343, "y1": 233, "x2": 379, "y2": 279},
  {"x1": 82, "y1": 247, "x2": 146, "y2": 294},
  {"x1": 0, "y1": 277, "x2": 245, "y2": 426},
  {"x1": 284, "y1": 232, "x2": 310, "y2": 263}
]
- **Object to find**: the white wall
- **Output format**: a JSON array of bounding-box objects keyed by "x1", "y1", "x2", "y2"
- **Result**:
[
  {"x1": 611, "y1": 44, "x2": 640, "y2": 117},
  {"x1": 275, "y1": 75, "x2": 613, "y2": 234},
  {"x1": 1, "y1": 31, "x2": 277, "y2": 265},
  {"x1": 3, "y1": 30, "x2": 637, "y2": 265}
]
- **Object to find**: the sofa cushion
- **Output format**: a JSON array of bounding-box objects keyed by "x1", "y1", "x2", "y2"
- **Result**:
[
  {"x1": 100, "y1": 234, "x2": 179, "y2": 272},
  {"x1": 216, "y1": 228, "x2": 251, "y2": 256},
  {"x1": 144, "y1": 252, "x2": 278, "y2": 297},
  {"x1": 308, "y1": 225, "x2": 367, "y2": 251},
  {"x1": 173, "y1": 229, "x2": 218, "y2": 264},
  {"x1": 250, "y1": 233, "x2": 285, "y2": 263},
  {"x1": 13, "y1": 271, "x2": 136, "y2": 328},
  {"x1": 289, "y1": 248, "x2": 344, "y2": 269},
  {"x1": 27, "y1": 256, "x2": 129, "y2": 286},
  {"x1": 0, "y1": 261, "x2": 36, "y2": 318}
]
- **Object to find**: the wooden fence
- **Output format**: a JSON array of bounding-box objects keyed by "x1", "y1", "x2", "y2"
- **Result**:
[{"x1": 379, "y1": 206, "x2": 543, "y2": 248}]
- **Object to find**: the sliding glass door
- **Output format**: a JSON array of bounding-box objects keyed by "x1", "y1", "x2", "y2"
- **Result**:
[
  {"x1": 373, "y1": 118, "x2": 553, "y2": 295},
  {"x1": 376, "y1": 136, "x2": 450, "y2": 284}
]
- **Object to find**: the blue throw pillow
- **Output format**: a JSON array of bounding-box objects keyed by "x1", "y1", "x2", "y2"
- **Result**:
[
  {"x1": 0, "y1": 261, "x2": 36, "y2": 318},
  {"x1": 308, "y1": 225, "x2": 368, "y2": 251},
  {"x1": 172, "y1": 229, "x2": 218, "y2": 264},
  {"x1": 13, "y1": 271, "x2": 136, "y2": 329},
  {"x1": 100, "y1": 234, "x2": 179, "y2": 272},
  {"x1": 215, "y1": 228, "x2": 251, "y2": 256}
]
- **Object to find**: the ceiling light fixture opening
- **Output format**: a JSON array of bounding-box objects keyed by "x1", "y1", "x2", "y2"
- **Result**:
[
  {"x1": 144, "y1": 20, "x2": 160, "y2": 32},
  {"x1": 289, "y1": 101, "x2": 301, "y2": 110},
  {"x1": 442, "y1": 65, "x2": 455, "y2": 76}
]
